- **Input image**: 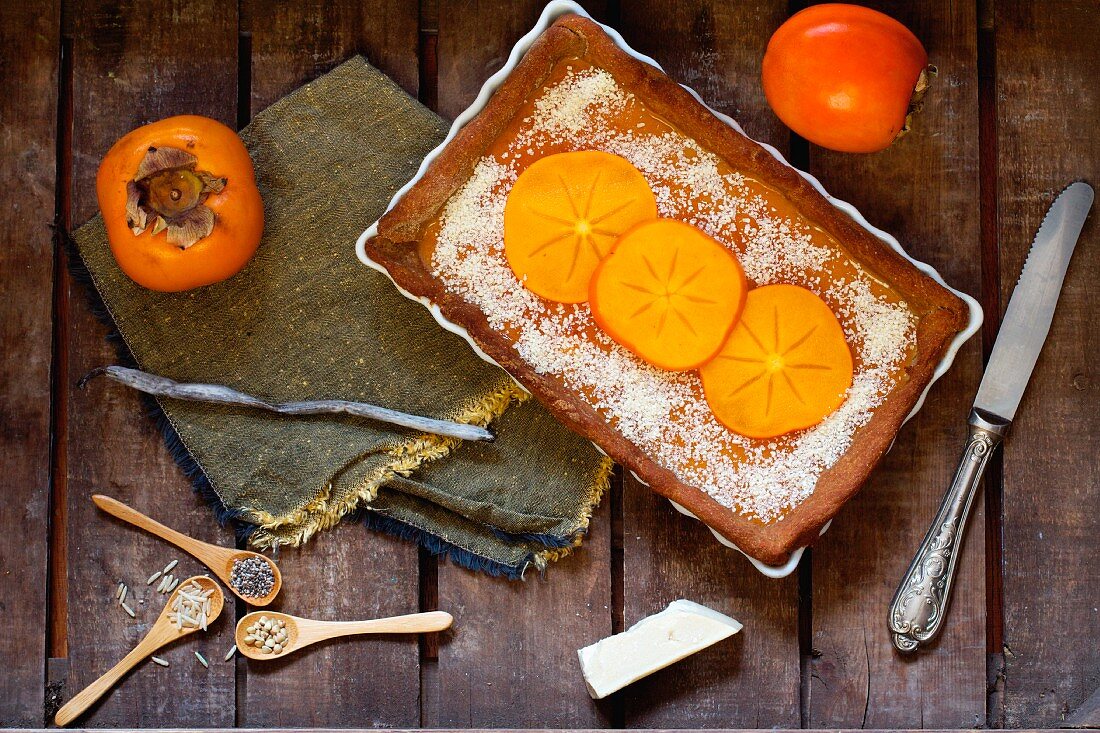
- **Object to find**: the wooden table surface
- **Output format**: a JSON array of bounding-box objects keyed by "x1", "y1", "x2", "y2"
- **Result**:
[{"x1": 2, "y1": 0, "x2": 1097, "y2": 730}]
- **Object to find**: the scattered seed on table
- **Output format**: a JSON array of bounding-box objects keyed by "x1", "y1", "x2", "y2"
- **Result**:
[
  {"x1": 156, "y1": 575, "x2": 169, "y2": 593},
  {"x1": 194, "y1": 651, "x2": 208, "y2": 668},
  {"x1": 224, "y1": 645, "x2": 237, "y2": 662},
  {"x1": 119, "y1": 585, "x2": 128, "y2": 606},
  {"x1": 121, "y1": 603, "x2": 136, "y2": 618},
  {"x1": 151, "y1": 656, "x2": 169, "y2": 667},
  {"x1": 146, "y1": 570, "x2": 162, "y2": 585},
  {"x1": 162, "y1": 559, "x2": 178, "y2": 575},
  {"x1": 116, "y1": 582, "x2": 124, "y2": 600},
  {"x1": 167, "y1": 577, "x2": 180, "y2": 592}
]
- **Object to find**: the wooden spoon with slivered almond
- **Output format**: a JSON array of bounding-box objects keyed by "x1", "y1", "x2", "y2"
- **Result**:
[{"x1": 234, "y1": 610, "x2": 453, "y2": 660}]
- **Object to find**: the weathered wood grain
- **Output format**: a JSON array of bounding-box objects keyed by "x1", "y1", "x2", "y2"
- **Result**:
[
  {"x1": 431, "y1": 3, "x2": 614, "y2": 728},
  {"x1": 616, "y1": 3, "x2": 801, "y2": 728},
  {"x1": 236, "y1": 522, "x2": 421, "y2": 727},
  {"x1": 432, "y1": 501, "x2": 614, "y2": 728},
  {"x1": 246, "y1": 0, "x2": 420, "y2": 109},
  {"x1": 237, "y1": 1, "x2": 423, "y2": 726},
  {"x1": 61, "y1": 0, "x2": 238, "y2": 725},
  {"x1": 1064, "y1": 684, "x2": 1100, "y2": 728},
  {"x1": 806, "y1": 1, "x2": 987, "y2": 728},
  {"x1": 1, "y1": 1, "x2": 1094, "y2": 727},
  {"x1": 435, "y1": 0, "x2": 606, "y2": 121},
  {"x1": 994, "y1": 2, "x2": 1100, "y2": 727},
  {"x1": 0, "y1": 0, "x2": 59, "y2": 726}
]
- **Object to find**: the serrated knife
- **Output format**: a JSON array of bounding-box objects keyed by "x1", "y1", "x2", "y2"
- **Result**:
[{"x1": 888, "y1": 181, "x2": 1094, "y2": 653}]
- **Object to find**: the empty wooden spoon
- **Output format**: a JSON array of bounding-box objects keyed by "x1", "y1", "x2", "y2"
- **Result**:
[
  {"x1": 93, "y1": 494, "x2": 281, "y2": 606},
  {"x1": 54, "y1": 576, "x2": 223, "y2": 726},
  {"x1": 234, "y1": 610, "x2": 453, "y2": 660}
]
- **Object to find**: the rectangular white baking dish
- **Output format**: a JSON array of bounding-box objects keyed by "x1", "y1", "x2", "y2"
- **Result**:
[{"x1": 355, "y1": 0, "x2": 983, "y2": 578}]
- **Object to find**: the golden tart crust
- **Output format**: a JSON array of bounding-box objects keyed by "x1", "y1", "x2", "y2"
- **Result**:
[{"x1": 368, "y1": 15, "x2": 969, "y2": 566}]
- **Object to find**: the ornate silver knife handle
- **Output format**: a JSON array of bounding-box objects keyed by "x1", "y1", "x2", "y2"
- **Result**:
[{"x1": 888, "y1": 408, "x2": 1010, "y2": 652}]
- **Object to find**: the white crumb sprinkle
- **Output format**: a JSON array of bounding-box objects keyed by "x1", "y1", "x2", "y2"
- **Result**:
[{"x1": 429, "y1": 65, "x2": 915, "y2": 521}]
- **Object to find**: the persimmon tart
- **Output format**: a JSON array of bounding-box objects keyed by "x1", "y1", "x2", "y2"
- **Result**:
[{"x1": 364, "y1": 15, "x2": 971, "y2": 566}]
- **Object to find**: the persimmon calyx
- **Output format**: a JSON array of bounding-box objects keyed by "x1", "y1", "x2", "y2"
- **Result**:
[
  {"x1": 124, "y1": 145, "x2": 226, "y2": 249},
  {"x1": 898, "y1": 64, "x2": 937, "y2": 139}
]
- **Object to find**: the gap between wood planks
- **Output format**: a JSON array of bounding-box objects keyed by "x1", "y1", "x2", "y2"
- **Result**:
[
  {"x1": 788, "y1": 130, "x2": 815, "y2": 731},
  {"x1": 233, "y1": 6, "x2": 253, "y2": 725},
  {"x1": 416, "y1": 2, "x2": 441, "y2": 727},
  {"x1": 47, "y1": 7, "x2": 74, "y2": 669},
  {"x1": 976, "y1": 0, "x2": 1007, "y2": 727},
  {"x1": 45, "y1": 9, "x2": 74, "y2": 723},
  {"x1": 783, "y1": 2, "x2": 817, "y2": 726},
  {"x1": 603, "y1": 9, "x2": 626, "y2": 733}
]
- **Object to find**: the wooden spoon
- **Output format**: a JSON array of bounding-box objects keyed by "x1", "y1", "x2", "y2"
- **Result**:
[
  {"x1": 234, "y1": 610, "x2": 453, "y2": 660},
  {"x1": 93, "y1": 494, "x2": 281, "y2": 606},
  {"x1": 54, "y1": 576, "x2": 224, "y2": 726}
]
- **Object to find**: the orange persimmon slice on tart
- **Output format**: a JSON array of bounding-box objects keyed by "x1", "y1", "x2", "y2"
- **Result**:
[
  {"x1": 590, "y1": 218, "x2": 747, "y2": 371},
  {"x1": 699, "y1": 284, "x2": 854, "y2": 439},
  {"x1": 503, "y1": 150, "x2": 657, "y2": 303}
]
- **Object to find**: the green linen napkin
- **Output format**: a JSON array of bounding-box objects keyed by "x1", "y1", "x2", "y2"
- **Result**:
[{"x1": 69, "y1": 56, "x2": 611, "y2": 578}]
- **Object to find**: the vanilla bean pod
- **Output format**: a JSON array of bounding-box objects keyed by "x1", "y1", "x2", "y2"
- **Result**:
[{"x1": 80, "y1": 365, "x2": 495, "y2": 443}]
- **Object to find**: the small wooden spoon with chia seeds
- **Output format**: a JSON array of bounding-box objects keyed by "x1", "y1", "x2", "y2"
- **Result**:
[
  {"x1": 54, "y1": 576, "x2": 224, "y2": 726},
  {"x1": 93, "y1": 494, "x2": 281, "y2": 606},
  {"x1": 234, "y1": 610, "x2": 454, "y2": 660}
]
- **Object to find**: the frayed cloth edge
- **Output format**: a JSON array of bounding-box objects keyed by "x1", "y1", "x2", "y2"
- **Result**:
[{"x1": 246, "y1": 384, "x2": 527, "y2": 549}]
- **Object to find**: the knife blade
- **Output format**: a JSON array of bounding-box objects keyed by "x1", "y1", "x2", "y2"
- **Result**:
[
  {"x1": 973, "y1": 181, "x2": 1095, "y2": 421},
  {"x1": 889, "y1": 181, "x2": 1094, "y2": 653}
]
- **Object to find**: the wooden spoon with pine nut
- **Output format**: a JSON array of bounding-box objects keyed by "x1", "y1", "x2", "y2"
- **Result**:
[
  {"x1": 93, "y1": 494, "x2": 281, "y2": 606},
  {"x1": 235, "y1": 610, "x2": 454, "y2": 660},
  {"x1": 54, "y1": 576, "x2": 224, "y2": 727}
]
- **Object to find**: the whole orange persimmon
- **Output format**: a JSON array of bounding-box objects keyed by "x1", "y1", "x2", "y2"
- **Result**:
[
  {"x1": 762, "y1": 4, "x2": 932, "y2": 153},
  {"x1": 97, "y1": 115, "x2": 263, "y2": 292}
]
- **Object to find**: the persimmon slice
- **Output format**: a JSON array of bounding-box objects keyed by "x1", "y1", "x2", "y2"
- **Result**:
[
  {"x1": 504, "y1": 150, "x2": 657, "y2": 303},
  {"x1": 589, "y1": 218, "x2": 747, "y2": 371},
  {"x1": 699, "y1": 284, "x2": 854, "y2": 439}
]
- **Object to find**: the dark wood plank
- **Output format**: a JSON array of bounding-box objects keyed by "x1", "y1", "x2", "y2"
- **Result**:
[
  {"x1": 62, "y1": 0, "x2": 238, "y2": 725},
  {"x1": 432, "y1": 500, "x2": 614, "y2": 728},
  {"x1": 246, "y1": 0, "x2": 420, "y2": 107},
  {"x1": 620, "y1": 490, "x2": 802, "y2": 728},
  {"x1": 994, "y1": 1, "x2": 1100, "y2": 727},
  {"x1": 432, "y1": 3, "x2": 613, "y2": 727},
  {"x1": 0, "y1": 0, "x2": 59, "y2": 726},
  {"x1": 236, "y1": 523, "x2": 422, "y2": 727},
  {"x1": 616, "y1": 2, "x2": 801, "y2": 728},
  {"x1": 435, "y1": 0, "x2": 606, "y2": 121},
  {"x1": 1064, "y1": 685, "x2": 1100, "y2": 729},
  {"x1": 237, "y1": 1, "x2": 423, "y2": 726},
  {"x1": 806, "y1": 1, "x2": 987, "y2": 728}
]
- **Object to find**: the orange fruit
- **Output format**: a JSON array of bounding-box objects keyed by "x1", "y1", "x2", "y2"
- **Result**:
[
  {"x1": 503, "y1": 150, "x2": 657, "y2": 303},
  {"x1": 762, "y1": 4, "x2": 930, "y2": 153},
  {"x1": 96, "y1": 115, "x2": 264, "y2": 292},
  {"x1": 590, "y1": 218, "x2": 747, "y2": 371},
  {"x1": 700, "y1": 284, "x2": 854, "y2": 439}
]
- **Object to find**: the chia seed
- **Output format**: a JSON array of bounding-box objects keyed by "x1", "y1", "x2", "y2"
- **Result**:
[{"x1": 229, "y1": 556, "x2": 276, "y2": 598}]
